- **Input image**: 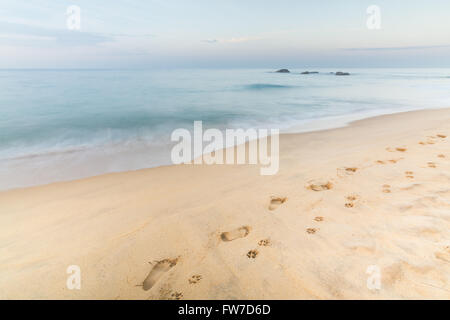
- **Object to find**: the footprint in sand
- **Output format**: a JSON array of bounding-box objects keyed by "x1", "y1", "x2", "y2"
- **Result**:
[
  {"x1": 428, "y1": 162, "x2": 437, "y2": 168},
  {"x1": 405, "y1": 171, "x2": 414, "y2": 179},
  {"x1": 188, "y1": 275, "x2": 202, "y2": 284},
  {"x1": 438, "y1": 154, "x2": 445, "y2": 158},
  {"x1": 142, "y1": 258, "x2": 178, "y2": 291},
  {"x1": 386, "y1": 147, "x2": 407, "y2": 152},
  {"x1": 437, "y1": 134, "x2": 447, "y2": 139},
  {"x1": 338, "y1": 166, "x2": 358, "y2": 174},
  {"x1": 170, "y1": 292, "x2": 183, "y2": 300},
  {"x1": 314, "y1": 216, "x2": 324, "y2": 222},
  {"x1": 337, "y1": 167, "x2": 359, "y2": 177},
  {"x1": 307, "y1": 180, "x2": 333, "y2": 192},
  {"x1": 378, "y1": 159, "x2": 401, "y2": 164},
  {"x1": 420, "y1": 139, "x2": 437, "y2": 145},
  {"x1": 306, "y1": 228, "x2": 317, "y2": 234},
  {"x1": 268, "y1": 196, "x2": 287, "y2": 211},
  {"x1": 345, "y1": 195, "x2": 359, "y2": 208},
  {"x1": 247, "y1": 249, "x2": 259, "y2": 259},
  {"x1": 220, "y1": 226, "x2": 250, "y2": 242},
  {"x1": 258, "y1": 239, "x2": 271, "y2": 247},
  {"x1": 382, "y1": 184, "x2": 391, "y2": 193},
  {"x1": 435, "y1": 246, "x2": 450, "y2": 263}
]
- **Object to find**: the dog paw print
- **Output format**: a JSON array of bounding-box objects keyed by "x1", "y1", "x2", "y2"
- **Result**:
[
  {"x1": 428, "y1": 162, "x2": 437, "y2": 168},
  {"x1": 247, "y1": 249, "x2": 259, "y2": 259},
  {"x1": 405, "y1": 171, "x2": 414, "y2": 179},
  {"x1": 258, "y1": 239, "x2": 271, "y2": 247},
  {"x1": 170, "y1": 292, "x2": 183, "y2": 300},
  {"x1": 188, "y1": 275, "x2": 202, "y2": 284},
  {"x1": 345, "y1": 194, "x2": 358, "y2": 208}
]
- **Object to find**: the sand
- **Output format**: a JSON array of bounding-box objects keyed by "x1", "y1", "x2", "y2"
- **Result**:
[{"x1": 0, "y1": 108, "x2": 449, "y2": 299}]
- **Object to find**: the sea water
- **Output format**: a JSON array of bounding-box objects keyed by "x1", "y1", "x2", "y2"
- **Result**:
[{"x1": 0, "y1": 68, "x2": 449, "y2": 190}]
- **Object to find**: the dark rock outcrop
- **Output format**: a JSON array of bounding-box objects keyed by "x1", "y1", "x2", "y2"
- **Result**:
[
  {"x1": 275, "y1": 69, "x2": 290, "y2": 73},
  {"x1": 335, "y1": 71, "x2": 350, "y2": 76},
  {"x1": 301, "y1": 71, "x2": 319, "y2": 74}
]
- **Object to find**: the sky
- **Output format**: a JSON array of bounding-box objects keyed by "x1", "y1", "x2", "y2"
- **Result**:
[{"x1": 1, "y1": 0, "x2": 450, "y2": 68}]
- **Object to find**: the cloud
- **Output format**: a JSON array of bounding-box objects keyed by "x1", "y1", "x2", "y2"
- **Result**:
[
  {"x1": 0, "y1": 21, "x2": 113, "y2": 46},
  {"x1": 0, "y1": 34, "x2": 54, "y2": 41},
  {"x1": 343, "y1": 45, "x2": 450, "y2": 51},
  {"x1": 201, "y1": 36, "x2": 262, "y2": 44},
  {"x1": 102, "y1": 33, "x2": 156, "y2": 39}
]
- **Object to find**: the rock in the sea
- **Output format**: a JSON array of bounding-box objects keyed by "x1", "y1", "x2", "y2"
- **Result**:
[
  {"x1": 275, "y1": 69, "x2": 290, "y2": 73},
  {"x1": 301, "y1": 71, "x2": 319, "y2": 74},
  {"x1": 335, "y1": 71, "x2": 350, "y2": 76}
]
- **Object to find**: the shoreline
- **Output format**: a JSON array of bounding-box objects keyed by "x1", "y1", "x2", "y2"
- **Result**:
[
  {"x1": 1, "y1": 107, "x2": 449, "y2": 299},
  {"x1": 2, "y1": 106, "x2": 449, "y2": 192}
]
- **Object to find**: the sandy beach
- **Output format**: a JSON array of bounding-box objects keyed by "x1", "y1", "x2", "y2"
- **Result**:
[{"x1": 0, "y1": 108, "x2": 449, "y2": 300}]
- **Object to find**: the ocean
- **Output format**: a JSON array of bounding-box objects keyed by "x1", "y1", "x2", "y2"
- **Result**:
[{"x1": 1, "y1": 68, "x2": 449, "y2": 190}]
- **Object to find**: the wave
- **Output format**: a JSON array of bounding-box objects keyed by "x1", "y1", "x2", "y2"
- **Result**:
[{"x1": 242, "y1": 83, "x2": 295, "y2": 90}]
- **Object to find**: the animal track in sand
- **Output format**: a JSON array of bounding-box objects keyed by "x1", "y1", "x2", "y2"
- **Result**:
[
  {"x1": 247, "y1": 249, "x2": 259, "y2": 259},
  {"x1": 314, "y1": 216, "x2": 324, "y2": 222},
  {"x1": 423, "y1": 135, "x2": 441, "y2": 144},
  {"x1": 435, "y1": 247, "x2": 450, "y2": 263},
  {"x1": 345, "y1": 194, "x2": 359, "y2": 208},
  {"x1": 337, "y1": 167, "x2": 359, "y2": 177},
  {"x1": 437, "y1": 134, "x2": 447, "y2": 138},
  {"x1": 307, "y1": 180, "x2": 333, "y2": 192},
  {"x1": 382, "y1": 184, "x2": 391, "y2": 193},
  {"x1": 268, "y1": 196, "x2": 287, "y2": 211},
  {"x1": 220, "y1": 226, "x2": 250, "y2": 242},
  {"x1": 142, "y1": 258, "x2": 178, "y2": 291},
  {"x1": 428, "y1": 162, "x2": 437, "y2": 168},
  {"x1": 438, "y1": 154, "x2": 445, "y2": 158},
  {"x1": 170, "y1": 292, "x2": 183, "y2": 300},
  {"x1": 306, "y1": 228, "x2": 317, "y2": 234},
  {"x1": 188, "y1": 275, "x2": 202, "y2": 284},
  {"x1": 378, "y1": 159, "x2": 401, "y2": 164},
  {"x1": 258, "y1": 239, "x2": 271, "y2": 247},
  {"x1": 386, "y1": 147, "x2": 407, "y2": 152},
  {"x1": 400, "y1": 183, "x2": 422, "y2": 191},
  {"x1": 405, "y1": 171, "x2": 414, "y2": 179}
]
